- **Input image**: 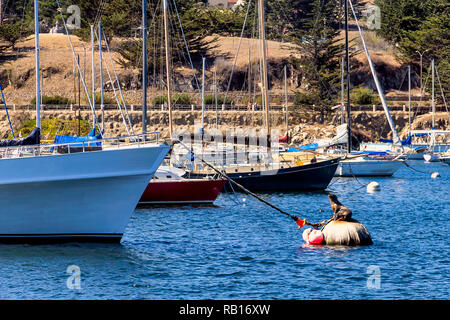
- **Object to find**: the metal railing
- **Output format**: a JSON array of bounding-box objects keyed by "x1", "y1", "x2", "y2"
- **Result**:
[
  {"x1": 4, "y1": 104, "x2": 447, "y2": 113},
  {"x1": 0, "y1": 132, "x2": 162, "y2": 160}
]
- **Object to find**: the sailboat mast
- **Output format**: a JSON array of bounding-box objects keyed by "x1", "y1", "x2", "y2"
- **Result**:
[
  {"x1": 163, "y1": 0, "x2": 173, "y2": 138},
  {"x1": 284, "y1": 65, "x2": 288, "y2": 137},
  {"x1": 214, "y1": 60, "x2": 218, "y2": 129},
  {"x1": 408, "y1": 65, "x2": 411, "y2": 135},
  {"x1": 142, "y1": 0, "x2": 148, "y2": 134},
  {"x1": 348, "y1": 0, "x2": 401, "y2": 146},
  {"x1": 432, "y1": 59, "x2": 435, "y2": 129},
  {"x1": 344, "y1": 0, "x2": 351, "y2": 152},
  {"x1": 99, "y1": 21, "x2": 105, "y2": 132},
  {"x1": 91, "y1": 25, "x2": 96, "y2": 130},
  {"x1": 341, "y1": 55, "x2": 345, "y2": 125},
  {"x1": 201, "y1": 57, "x2": 206, "y2": 134},
  {"x1": 34, "y1": 0, "x2": 41, "y2": 131},
  {"x1": 258, "y1": 0, "x2": 270, "y2": 140}
]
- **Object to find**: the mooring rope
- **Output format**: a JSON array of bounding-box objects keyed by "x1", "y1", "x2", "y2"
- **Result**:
[
  {"x1": 174, "y1": 140, "x2": 329, "y2": 229},
  {"x1": 401, "y1": 160, "x2": 438, "y2": 175}
]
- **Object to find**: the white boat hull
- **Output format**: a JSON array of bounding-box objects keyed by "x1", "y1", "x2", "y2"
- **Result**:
[
  {"x1": 360, "y1": 142, "x2": 450, "y2": 160},
  {"x1": 423, "y1": 153, "x2": 440, "y2": 162},
  {"x1": 335, "y1": 159, "x2": 403, "y2": 177},
  {"x1": 0, "y1": 144, "x2": 170, "y2": 243}
]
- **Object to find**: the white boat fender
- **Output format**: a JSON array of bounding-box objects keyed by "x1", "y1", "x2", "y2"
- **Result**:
[
  {"x1": 431, "y1": 172, "x2": 440, "y2": 179},
  {"x1": 366, "y1": 181, "x2": 381, "y2": 193}
]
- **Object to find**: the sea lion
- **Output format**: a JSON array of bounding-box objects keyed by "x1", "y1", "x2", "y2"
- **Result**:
[{"x1": 328, "y1": 194, "x2": 352, "y2": 221}]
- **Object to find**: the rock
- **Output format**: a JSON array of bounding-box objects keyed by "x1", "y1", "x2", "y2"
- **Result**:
[{"x1": 322, "y1": 219, "x2": 373, "y2": 246}]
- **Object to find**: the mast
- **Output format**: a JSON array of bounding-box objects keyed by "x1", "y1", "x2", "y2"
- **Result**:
[
  {"x1": 201, "y1": 57, "x2": 206, "y2": 134},
  {"x1": 348, "y1": 0, "x2": 401, "y2": 146},
  {"x1": 142, "y1": 0, "x2": 148, "y2": 134},
  {"x1": 284, "y1": 65, "x2": 288, "y2": 138},
  {"x1": 431, "y1": 59, "x2": 435, "y2": 129},
  {"x1": 163, "y1": 0, "x2": 173, "y2": 138},
  {"x1": 77, "y1": 54, "x2": 81, "y2": 136},
  {"x1": 98, "y1": 21, "x2": 105, "y2": 132},
  {"x1": 91, "y1": 24, "x2": 96, "y2": 131},
  {"x1": 214, "y1": 59, "x2": 218, "y2": 129},
  {"x1": 408, "y1": 65, "x2": 411, "y2": 135},
  {"x1": 344, "y1": 0, "x2": 351, "y2": 152},
  {"x1": 258, "y1": 0, "x2": 270, "y2": 141},
  {"x1": 34, "y1": 0, "x2": 41, "y2": 131},
  {"x1": 341, "y1": 55, "x2": 345, "y2": 124}
]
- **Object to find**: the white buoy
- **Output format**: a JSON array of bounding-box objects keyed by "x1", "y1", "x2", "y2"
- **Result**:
[
  {"x1": 367, "y1": 181, "x2": 381, "y2": 193},
  {"x1": 431, "y1": 172, "x2": 440, "y2": 179}
]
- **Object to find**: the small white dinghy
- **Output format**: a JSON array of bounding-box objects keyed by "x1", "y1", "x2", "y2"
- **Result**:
[{"x1": 335, "y1": 156, "x2": 403, "y2": 177}]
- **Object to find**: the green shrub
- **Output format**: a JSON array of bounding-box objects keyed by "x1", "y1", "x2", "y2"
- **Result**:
[
  {"x1": 350, "y1": 87, "x2": 377, "y2": 105},
  {"x1": 173, "y1": 93, "x2": 191, "y2": 105},
  {"x1": 91, "y1": 93, "x2": 114, "y2": 105},
  {"x1": 204, "y1": 95, "x2": 233, "y2": 105},
  {"x1": 153, "y1": 94, "x2": 192, "y2": 105},
  {"x1": 30, "y1": 95, "x2": 73, "y2": 105},
  {"x1": 11, "y1": 118, "x2": 91, "y2": 139},
  {"x1": 152, "y1": 95, "x2": 168, "y2": 105},
  {"x1": 241, "y1": 96, "x2": 261, "y2": 106}
]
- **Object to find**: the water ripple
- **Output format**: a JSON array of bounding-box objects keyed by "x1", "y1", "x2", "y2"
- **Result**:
[{"x1": 0, "y1": 162, "x2": 448, "y2": 299}]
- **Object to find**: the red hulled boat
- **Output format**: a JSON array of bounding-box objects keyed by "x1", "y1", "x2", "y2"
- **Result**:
[{"x1": 139, "y1": 166, "x2": 226, "y2": 205}]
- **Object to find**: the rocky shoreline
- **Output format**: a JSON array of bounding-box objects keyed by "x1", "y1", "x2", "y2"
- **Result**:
[{"x1": 1, "y1": 110, "x2": 448, "y2": 145}]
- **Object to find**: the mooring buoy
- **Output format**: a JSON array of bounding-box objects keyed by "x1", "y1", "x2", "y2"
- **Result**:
[
  {"x1": 367, "y1": 181, "x2": 381, "y2": 193},
  {"x1": 431, "y1": 172, "x2": 440, "y2": 179},
  {"x1": 322, "y1": 219, "x2": 373, "y2": 246}
]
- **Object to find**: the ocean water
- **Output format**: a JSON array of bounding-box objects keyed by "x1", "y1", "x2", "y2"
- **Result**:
[{"x1": 0, "y1": 161, "x2": 448, "y2": 300}]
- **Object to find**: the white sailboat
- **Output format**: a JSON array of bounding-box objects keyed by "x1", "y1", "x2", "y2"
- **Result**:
[
  {"x1": 335, "y1": 155, "x2": 403, "y2": 177},
  {"x1": 0, "y1": 0, "x2": 170, "y2": 243},
  {"x1": 334, "y1": 0, "x2": 404, "y2": 177}
]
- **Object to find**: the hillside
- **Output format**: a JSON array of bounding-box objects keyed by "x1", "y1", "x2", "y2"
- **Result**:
[{"x1": 0, "y1": 32, "x2": 424, "y2": 106}]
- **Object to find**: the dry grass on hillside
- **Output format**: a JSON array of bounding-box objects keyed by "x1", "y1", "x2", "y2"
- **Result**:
[{"x1": 1, "y1": 30, "x2": 404, "y2": 105}]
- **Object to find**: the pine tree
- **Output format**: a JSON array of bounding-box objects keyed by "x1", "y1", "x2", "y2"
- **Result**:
[{"x1": 294, "y1": 0, "x2": 343, "y2": 121}]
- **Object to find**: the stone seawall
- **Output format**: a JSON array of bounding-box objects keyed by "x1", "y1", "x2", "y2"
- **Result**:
[{"x1": 1, "y1": 109, "x2": 448, "y2": 145}]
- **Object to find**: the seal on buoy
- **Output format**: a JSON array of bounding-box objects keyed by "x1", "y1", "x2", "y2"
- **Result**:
[
  {"x1": 321, "y1": 195, "x2": 372, "y2": 246},
  {"x1": 328, "y1": 194, "x2": 352, "y2": 221}
]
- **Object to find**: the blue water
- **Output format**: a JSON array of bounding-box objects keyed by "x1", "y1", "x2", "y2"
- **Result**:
[{"x1": 0, "y1": 162, "x2": 448, "y2": 300}]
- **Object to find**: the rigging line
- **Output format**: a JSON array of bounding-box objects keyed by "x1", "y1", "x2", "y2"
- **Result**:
[
  {"x1": 413, "y1": 64, "x2": 431, "y2": 120},
  {"x1": 168, "y1": 1, "x2": 197, "y2": 87},
  {"x1": 435, "y1": 66, "x2": 450, "y2": 123},
  {"x1": 175, "y1": 140, "x2": 327, "y2": 229},
  {"x1": 96, "y1": 43, "x2": 131, "y2": 136},
  {"x1": 55, "y1": 0, "x2": 102, "y2": 136},
  {"x1": 223, "y1": 0, "x2": 252, "y2": 106},
  {"x1": 94, "y1": 28, "x2": 131, "y2": 134},
  {"x1": 397, "y1": 66, "x2": 408, "y2": 91},
  {"x1": 94, "y1": 0, "x2": 108, "y2": 27},
  {"x1": 100, "y1": 28, "x2": 135, "y2": 135},
  {"x1": 0, "y1": 84, "x2": 15, "y2": 138},
  {"x1": 171, "y1": 0, "x2": 201, "y2": 93}
]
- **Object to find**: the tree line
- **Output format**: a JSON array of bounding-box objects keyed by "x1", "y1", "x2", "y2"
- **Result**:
[{"x1": 0, "y1": 0, "x2": 448, "y2": 108}]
